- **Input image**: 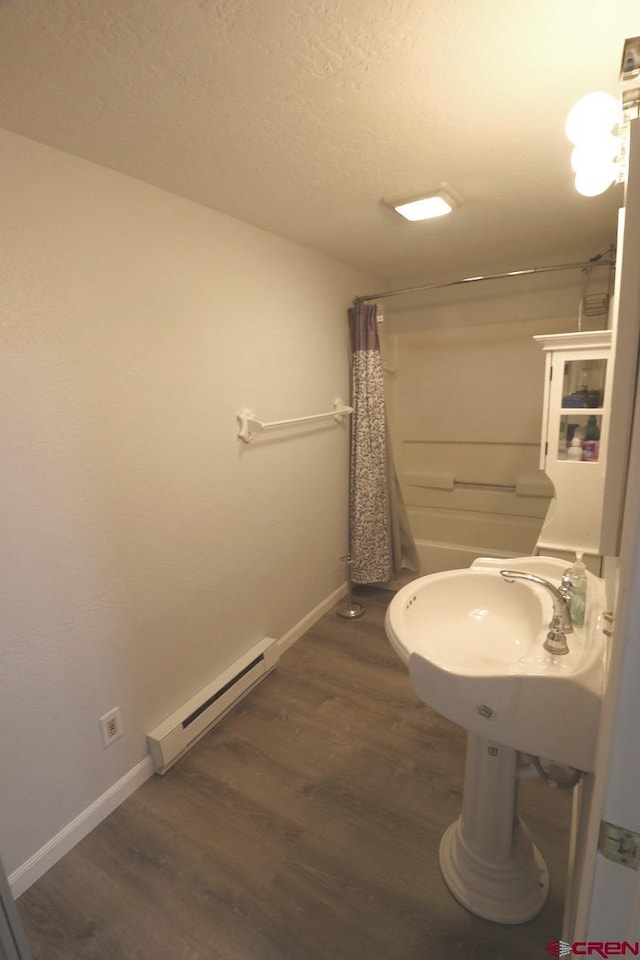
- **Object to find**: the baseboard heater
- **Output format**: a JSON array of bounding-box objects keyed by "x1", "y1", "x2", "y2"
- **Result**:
[{"x1": 147, "y1": 636, "x2": 279, "y2": 774}]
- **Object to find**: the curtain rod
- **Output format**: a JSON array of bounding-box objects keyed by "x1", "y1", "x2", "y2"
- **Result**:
[{"x1": 353, "y1": 258, "x2": 616, "y2": 305}]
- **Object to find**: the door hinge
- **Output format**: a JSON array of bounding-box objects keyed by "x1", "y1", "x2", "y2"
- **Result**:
[{"x1": 599, "y1": 821, "x2": 640, "y2": 869}]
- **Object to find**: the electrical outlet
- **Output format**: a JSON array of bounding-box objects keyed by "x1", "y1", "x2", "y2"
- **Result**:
[{"x1": 99, "y1": 707, "x2": 123, "y2": 748}]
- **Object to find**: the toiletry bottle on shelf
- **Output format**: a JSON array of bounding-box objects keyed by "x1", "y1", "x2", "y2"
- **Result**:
[
  {"x1": 585, "y1": 416, "x2": 600, "y2": 440},
  {"x1": 582, "y1": 415, "x2": 600, "y2": 461},
  {"x1": 568, "y1": 550, "x2": 587, "y2": 628},
  {"x1": 567, "y1": 435, "x2": 583, "y2": 460}
]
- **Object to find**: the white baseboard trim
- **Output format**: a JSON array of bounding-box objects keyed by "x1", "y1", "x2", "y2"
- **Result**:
[
  {"x1": 277, "y1": 581, "x2": 348, "y2": 654},
  {"x1": 10, "y1": 755, "x2": 153, "y2": 899}
]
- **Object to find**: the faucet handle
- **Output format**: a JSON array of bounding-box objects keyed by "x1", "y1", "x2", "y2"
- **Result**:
[{"x1": 544, "y1": 618, "x2": 571, "y2": 656}]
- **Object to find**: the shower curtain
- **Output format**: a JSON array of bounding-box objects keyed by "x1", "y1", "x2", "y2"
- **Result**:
[{"x1": 347, "y1": 302, "x2": 418, "y2": 584}]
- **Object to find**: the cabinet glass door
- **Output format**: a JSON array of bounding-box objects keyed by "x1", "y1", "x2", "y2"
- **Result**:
[
  {"x1": 557, "y1": 358, "x2": 606, "y2": 461},
  {"x1": 561, "y1": 358, "x2": 606, "y2": 408}
]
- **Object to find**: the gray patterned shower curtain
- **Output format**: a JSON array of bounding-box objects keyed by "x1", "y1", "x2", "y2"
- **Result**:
[{"x1": 347, "y1": 302, "x2": 418, "y2": 584}]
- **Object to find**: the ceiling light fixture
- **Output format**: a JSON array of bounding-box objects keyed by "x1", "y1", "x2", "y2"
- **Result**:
[
  {"x1": 387, "y1": 189, "x2": 457, "y2": 222},
  {"x1": 565, "y1": 92, "x2": 622, "y2": 197}
]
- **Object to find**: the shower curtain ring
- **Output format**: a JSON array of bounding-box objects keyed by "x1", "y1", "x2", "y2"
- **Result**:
[{"x1": 336, "y1": 554, "x2": 365, "y2": 619}]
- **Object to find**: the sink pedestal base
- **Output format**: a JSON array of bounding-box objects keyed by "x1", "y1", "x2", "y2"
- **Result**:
[{"x1": 439, "y1": 733, "x2": 549, "y2": 924}]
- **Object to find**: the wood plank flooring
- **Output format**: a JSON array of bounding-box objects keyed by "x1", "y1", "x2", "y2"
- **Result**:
[{"x1": 17, "y1": 586, "x2": 572, "y2": 960}]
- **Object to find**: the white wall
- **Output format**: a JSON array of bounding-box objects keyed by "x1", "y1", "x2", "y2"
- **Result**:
[{"x1": 0, "y1": 128, "x2": 375, "y2": 881}]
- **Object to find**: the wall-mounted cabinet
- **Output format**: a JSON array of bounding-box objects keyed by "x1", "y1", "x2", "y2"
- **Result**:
[{"x1": 534, "y1": 329, "x2": 612, "y2": 560}]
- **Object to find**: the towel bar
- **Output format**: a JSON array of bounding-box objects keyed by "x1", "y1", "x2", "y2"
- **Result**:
[{"x1": 237, "y1": 398, "x2": 353, "y2": 443}]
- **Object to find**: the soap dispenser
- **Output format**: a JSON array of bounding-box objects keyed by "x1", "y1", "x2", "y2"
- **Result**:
[{"x1": 567, "y1": 550, "x2": 587, "y2": 628}]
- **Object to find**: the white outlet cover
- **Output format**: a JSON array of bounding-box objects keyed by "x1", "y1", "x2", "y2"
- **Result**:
[{"x1": 99, "y1": 708, "x2": 123, "y2": 748}]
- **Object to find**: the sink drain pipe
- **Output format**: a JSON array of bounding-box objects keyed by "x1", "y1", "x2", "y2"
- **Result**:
[
  {"x1": 518, "y1": 753, "x2": 585, "y2": 789},
  {"x1": 531, "y1": 755, "x2": 585, "y2": 789}
]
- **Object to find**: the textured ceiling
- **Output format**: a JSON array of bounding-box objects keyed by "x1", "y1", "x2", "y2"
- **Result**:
[{"x1": 0, "y1": 0, "x2": 638, "y2": 286}]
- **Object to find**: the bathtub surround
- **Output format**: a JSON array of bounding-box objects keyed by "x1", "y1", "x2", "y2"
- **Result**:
[
  {"x1": 0, "y1": 127, "x2": 376, "y2": 888},
  {"x1": 383, "y1": 280, "x2": 600, "y2": 571},
  {"x1": 347, "y1": 302, "x2": 418, "y2": 584}
]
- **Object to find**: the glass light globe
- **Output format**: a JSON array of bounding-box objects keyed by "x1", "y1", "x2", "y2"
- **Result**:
[
  {"x1": 570, "y1": 135, "x2": 619, "y2": 174},
  {"x1": 566, "y1": 92, "x2": 621, "y2": 145},
  {"x1": 574, "y1": 163, "x2": 618, "y2": 197}
]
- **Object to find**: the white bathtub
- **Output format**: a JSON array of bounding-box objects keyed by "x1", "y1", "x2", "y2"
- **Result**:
[{"x1": 412, "y1": 537, "x2": 518, "y2": 577}]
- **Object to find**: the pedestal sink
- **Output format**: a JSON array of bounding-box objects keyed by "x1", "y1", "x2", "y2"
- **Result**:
[{"x1": 385, "y1": 555, "x2": 606, "y2": 924}]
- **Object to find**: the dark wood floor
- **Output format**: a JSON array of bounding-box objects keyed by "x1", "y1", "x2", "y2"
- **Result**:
[{"x1": 18, "y1": 587, "x2": 571, "y2": 960}]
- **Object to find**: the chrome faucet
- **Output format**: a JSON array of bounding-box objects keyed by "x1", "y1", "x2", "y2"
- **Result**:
[{"x1": 500, "y1": 570, "x2": 573, "y2": 656}]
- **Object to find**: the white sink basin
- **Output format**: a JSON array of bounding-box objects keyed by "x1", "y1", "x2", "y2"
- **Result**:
[{"x1": 385, "y1": 555, "x2": 606, "y2": 771}]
